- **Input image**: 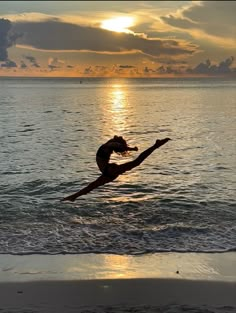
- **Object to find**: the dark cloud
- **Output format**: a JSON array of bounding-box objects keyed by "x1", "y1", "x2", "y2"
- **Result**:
[
  {"x1": 1, "y1": 59, "x2": 17, "y2": 68},
  {"x1": 20, "y1": 60, "x2": 27, "y2": 68},
  {"x1": 95, "y1": 65, "x2": 107, "y2": 71},
  {"x1": 141, "y1": 57, "x2": 235, "y2": 76},
  {"x1": 119, "y1": 65, "x2": 135, "y2": 69},
  {"x1": 143, "y1": 66, "x2": 155, "y2": 73},
  {"x1": 24, "y1": 55, "x2": 36, "y2": 63},
  {"x1": 0, "y1": 18, "x2": 22, "y2": 61},
  {"x1": 48, "y1": 64, "x2": 57, "y2": 71},
  {"x1": 94, "y1": 65, "x2": 110, "y2": 75},
  {"x1": 82, "y1": 65, "x2": 109, "y2": 76},
  {"x1": 146, "y1": 65, "x2": 181, "y2": 75},
  {"x1": 161, "y1": 1, "x2": 236, "y2": 40},
  {"x1": 23, "y1": 55, "x2": 40, "y2": 68},
  {"x1": 188, "y1": 57, "x2": 235, "y2": 75},
  {"x1": 157, "y1": 66, "x2": 180, "y2": 75},
  {"x1": 12, "y1": 19, "x2": 197, "y2": 58},
  {"x1": 111, "y1": 65, "x2": 139, "y2": 76},
  {"x1": 48, "y1": 57, "x2": 62, "y2": 71},
  {"x1": 0, "y1": 19, "x2": 13, "y2": 61},
  {"x1": 84, "y1": 66, "x2": 93, "y2": 75},
  {"x1": 218, "y1": 57, "x2": 235, "y2": 73},
  {"x1": 156, "y1": 66, "x2": 166, "y2": 74}
]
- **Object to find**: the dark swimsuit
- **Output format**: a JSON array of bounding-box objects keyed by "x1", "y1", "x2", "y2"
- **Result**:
[{"x1": 96, "y1": 145, "x2": 110, "y2": 160}]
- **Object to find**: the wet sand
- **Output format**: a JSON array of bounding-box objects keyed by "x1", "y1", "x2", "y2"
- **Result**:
[{"x1": 0, "y1": 253, "x2": 235, "y2": 312}]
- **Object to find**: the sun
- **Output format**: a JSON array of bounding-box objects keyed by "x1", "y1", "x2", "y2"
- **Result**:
[{"x1": 101, "y1": 17, "x2": 134, "y2": 33}]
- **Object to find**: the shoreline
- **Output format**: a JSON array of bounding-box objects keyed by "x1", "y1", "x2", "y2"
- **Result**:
[
  {"x1": 1, "y1": 252, "x2": 235, "y2": 282},
  {"x1": 0, "y1": 252, "x2": 235, "y2": 312}
]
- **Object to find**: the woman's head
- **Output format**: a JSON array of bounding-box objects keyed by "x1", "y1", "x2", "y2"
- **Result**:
[
  {"x1": 111, "y1": 135, "x2": 129, "y2": 155},
  {"x1": 113, "y1": 135, "x2": 127, "y2": 145}
]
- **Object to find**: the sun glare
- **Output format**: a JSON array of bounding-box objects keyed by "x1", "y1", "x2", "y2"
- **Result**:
[{"x1": 101, "y1": 17, "x2": 134, "y2": 33}]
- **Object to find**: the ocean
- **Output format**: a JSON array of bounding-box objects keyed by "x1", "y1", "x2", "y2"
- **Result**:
[{"x1": 0, "y1": 77, "x2": 235, "y2": 255}]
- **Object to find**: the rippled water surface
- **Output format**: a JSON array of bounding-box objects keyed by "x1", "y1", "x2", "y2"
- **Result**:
[{"x1": 0, "y1": 77, "x2": 235, "y2": 254}]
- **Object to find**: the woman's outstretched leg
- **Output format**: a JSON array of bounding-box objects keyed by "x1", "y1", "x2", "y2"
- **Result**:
[{"x1": 117, "y1": 138, "x2": 171, "y2": 175}]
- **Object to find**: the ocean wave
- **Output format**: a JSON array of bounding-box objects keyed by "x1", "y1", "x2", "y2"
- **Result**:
[{"x1": 1, "y1": 248, "x2": 236, "y2": 256}]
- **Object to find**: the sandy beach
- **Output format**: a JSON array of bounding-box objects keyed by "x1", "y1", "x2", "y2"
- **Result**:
[
  {"x1": 1, "y1": 278, "x2": 236, "y2": 313},
  {"x1": 0, "y1": 253, "x2": 235, "y2": 312}
]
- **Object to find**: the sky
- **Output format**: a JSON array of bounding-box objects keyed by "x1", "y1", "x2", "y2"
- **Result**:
[{"x1": 0, "y1": 1, "x2": 235, "y2": 77}]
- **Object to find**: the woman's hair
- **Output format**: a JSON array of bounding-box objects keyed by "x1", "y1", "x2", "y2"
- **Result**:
[{"x1": 112, "y1": 136, "x2": 130, "y2": 156}]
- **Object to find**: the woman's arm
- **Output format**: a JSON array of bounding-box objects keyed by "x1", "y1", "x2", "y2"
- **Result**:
[{"x1": 127, "y1": 146, "x2": 138, "y2": 151}]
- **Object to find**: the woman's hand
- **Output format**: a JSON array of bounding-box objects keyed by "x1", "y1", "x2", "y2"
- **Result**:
[
  {"x1": 128, "y1": 146, "x2": 138, "y2": 152},
  {"x1": 155, "y1": 138, "x2": 171, "y2": 148}
]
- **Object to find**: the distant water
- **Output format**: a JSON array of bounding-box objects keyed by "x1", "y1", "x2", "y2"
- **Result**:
[{"x1": 0, "y1": 77, "x2": 235, "y2": 255}]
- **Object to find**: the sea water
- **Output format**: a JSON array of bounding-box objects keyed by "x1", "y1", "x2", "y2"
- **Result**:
[{"x1": 0, "y1": 77, "x2": 235, "y2": 255}]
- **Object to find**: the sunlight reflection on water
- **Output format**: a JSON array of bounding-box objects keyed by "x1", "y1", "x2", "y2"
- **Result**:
[{"x1": 0, "y1": 77, "x2": 235, "y2": 254}]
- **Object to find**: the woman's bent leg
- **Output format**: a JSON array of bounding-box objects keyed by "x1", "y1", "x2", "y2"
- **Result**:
[{"x1": 61, "y1": 175, "x2": 114, "y2": 201}]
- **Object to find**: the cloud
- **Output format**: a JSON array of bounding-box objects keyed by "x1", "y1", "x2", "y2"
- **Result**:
[
  {"x1": 119, "y1": 65, "x2": 135, "y2": 69},
  {"x1": 143, "y1": 66, "x2": 155, "y2": 73},
  {"x1": 48, "y1": 64, "x2": 57, "y2": 71},
  {"x1": 144, "y1": 65, "x2": 181, "y2": 75},
  {"x1": 160, "y1": 1, "x2": 236, "y2": 42},
  {"x1": 12, "y1": 19, "x2": 197, "y2": 58},
  {"x1": 112, "y1": 64, "x2": 139, "y2": 76},
  {"x1": 81, "y1": 64, "x2": 140, "y2": 77},
  {"x1": 157, "y1": 66, "x2": 180, "y2": 75},
  {"x1": 95, "y1": 65, "x2": 107, "y2": 71},
  {"x1": 83, "y1": 66, "x2": 93, "y2": 75},
  {"x1": 141, "y1": 56, "x2": 235, "y2": 76},
  {"x1": 20, "y1": 60, "x2": 27, "y2": 68},
  {"x1": 1, "y1": 59, "x2": 17, "y2": 68},
  {"x1": 24, "y1": 55, "x2": 36, "y2": 63},
  {"x1": 48, "y1": 57, "x2": 64, "y2": 71},
  {"x1": 189, "y1": 56, "x2": 235, "y2": 75},
  {"x1": 0, "y1": 18, "x2": 14, "y2": 61},
  {"x1": 23, "y1": 55, "x2": 40, "y2": 67},
  {"x1": 79, "y1": 57, "x2": 235, "y2": 77},
  {"x1": 0, "y1": 18, "x2": 22, "y2": 62}
]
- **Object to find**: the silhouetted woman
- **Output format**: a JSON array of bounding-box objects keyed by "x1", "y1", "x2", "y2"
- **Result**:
[{"x1": 62, "y1": 135, "x2": 171, "y2": 201}]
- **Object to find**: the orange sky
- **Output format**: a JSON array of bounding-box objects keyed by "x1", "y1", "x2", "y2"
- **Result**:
[{"x1": 0, "y1": 1, "x2": 235, "y2": 77}]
